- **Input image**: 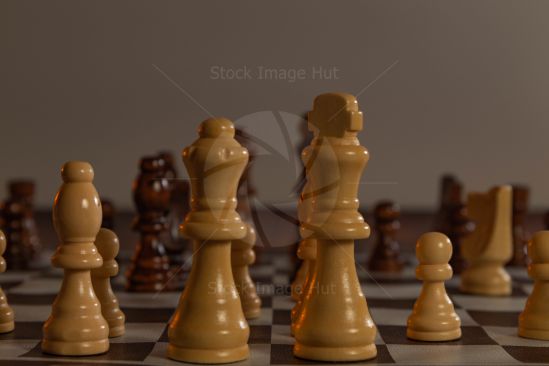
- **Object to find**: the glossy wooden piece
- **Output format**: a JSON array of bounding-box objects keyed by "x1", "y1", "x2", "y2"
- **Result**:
[
  {"x1": 519, "y1": 231, "x2": 549, "y2": 340},
  {"x1": 291, "y1": 131, "x2": 317, "y2": 335},
  {"x1": 510, "y1": 185, "x2": 530, "y2": 266},
  {"x1": 100, "y1": 199, "x2": 115, "y2": 230},
  {"x1": 0, "y1": 230, "x2": 14, "y2": 333},
  {"x1": 158, "y1": 151, "x2": 189, "y2": 280},
  {"x1": 293, "y1": 93, "x2": 376, "y2": 362},
  {"x1": 42, "y1": 161, "x2": 109, "y2": 356},
  {"x1": 407, "y1": 232, "x2": 461, "y2": 341},
  {"x1": 126, "y1": 156, "x2": 173, "y2": 292},
  {"x1": 368, "y1": 201, "x2": 404, "y2": 272},
  {"x1": 231, "y1": 224, "x2": 261, "y2": 319},
  {"x1": 0, "y1": 180, "x2": 41, "y2": 269},
  {"x1": 92, "y1": 228, "x2": 125, "y2": 337},
  {"x1": 460, "y1": 186, "x2": 513, "y2": 296},
  {"x1": 446, "y1": 182, "x2": 474, "y2": 273},
  {"x1": 168, "y1": 118, "x2": 250, "y2": 364}
]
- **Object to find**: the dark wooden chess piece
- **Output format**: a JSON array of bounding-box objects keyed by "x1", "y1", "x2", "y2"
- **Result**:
[
  {"x1": 545, "y1": 210, "x2": 549, "y2": 230},
  {"x1": 434, "y1": 174, "x2": 460, "y2": 233},
  {"x1": 0, "y1": 180, "x2": 41, "y2": 269},
  {"x1": 157, "y1": 151, "x2": 189, "y2": 289},
  {"x1": 126, "y1": 156, "x2": 174, "y2": 292},
  {"x1": 101, "y1": 199, "x2": 115, "y2": 230},
  {"x1": 445, "y1": 182, "x2": 474, "y2": 273},
  {"x1": 368, "y1": 201, "x2": 404, "y2": 272},
  {"x1": 509, "y1": 185, "x2": 530, "y2": 266}
]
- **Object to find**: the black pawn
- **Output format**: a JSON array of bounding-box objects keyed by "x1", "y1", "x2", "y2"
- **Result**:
[
  {"x1": 368, "y1": 201, "x2": 404, "y2": 272},
  {"x1": 509, "y1": 185, "x2": 530, "y2": 266},
  {"x1": 0, "y1": 180, "x2": 40, "y2": 269},
  {"x1": 445, "y1": 183, "x2": 474, "y2": 273},
  {"x1": 126, "y1": 156, "x2": 174, "y2": 292}
]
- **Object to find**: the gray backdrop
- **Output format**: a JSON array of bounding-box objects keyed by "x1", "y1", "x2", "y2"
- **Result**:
[{"x1": 1, "y1": 0, "x2": 548, "y2": 210}]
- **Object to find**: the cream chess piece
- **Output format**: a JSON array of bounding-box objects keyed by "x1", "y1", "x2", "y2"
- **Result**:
[
  {"x1": 0, "y1": 230, "x2": 15, "y2": 333},
  {"x1": 460, "y1": 186, "x2": 512, "y2": 296},
  {"x1": 168, "y1": 118, "x2": 250, "y2": 364},
  {"x1": 42, "y1": 161, "x2": 109, "y2": 355},
  {"x1": 231, "y1": 224, "x2": 261, "y2": 319},
  {"x1": 291, "y1": 260, "x2": 308, "y2": 301},
  {"x1": 293, "y1": 93, "x2": 376, "y2": 362},
  {"x1": 407, "y1": 232, "x2": 461, "y2": 341},
  {"x1": 518, "y1": 231, "x2": 549, "y2": 340},
  {"x1": 291, "y1": 127, "x2": 317, "y2": 336},
  {"x1": 92, "y1": 228, "x2": 126, "y2": 337}
]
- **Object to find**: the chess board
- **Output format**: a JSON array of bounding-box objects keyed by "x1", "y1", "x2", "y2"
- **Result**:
[{"x1": 0, "y1": 250, "x2": 547, "y2": 366}]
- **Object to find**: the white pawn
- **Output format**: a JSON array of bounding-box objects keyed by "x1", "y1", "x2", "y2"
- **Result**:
[
  {"x1": 519, "y1": 231, "x2": 549, "y2": 340},
  {"x1": 91, "y1": 228, "x2": 125, "y2": 337},
  {"x1": 407, "y1": 232, "x2": 461, "y2": 341}
]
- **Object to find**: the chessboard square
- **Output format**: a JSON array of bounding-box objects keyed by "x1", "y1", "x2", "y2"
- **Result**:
[
  {"x1": 272, "y1": 256, "x2": 293, "y2": 273},
  {"x1": 272, "y1": 295, "x2": 294, "y2": 310},
  {"x1": 387, "y1": 344, "x2": 519, "y2": 364},
  {"x1": 271, "y1": 324, "x2": 293, "y2": 345},
  {"x1": 250, "y1": 325, "x2": 271, "y2": 344},
  {"x1": 273, "y1": 310, "x2": 291, "y2": 325},
  {"x1": 452, "y1": 294, "x2": 527, "y2": 311},
  {"x1": 6, "y1": 293, "x2": 56, "y2": 305},
  {"x1": 447, "y1": 284, "x2": 528, "y2": 298},
  {"x1": 249, "y1": 264, "x2": 276, "y2": 278},
  {"x1": 8, "y1": 278, "x2": 60, "y2": 295},
  {"x1": 23, "y1": 341, "x2": 156, "y2": 361},
  {"x1": 467, "y1": 310, "x2": 520, "y2": 327},
  {"x1": 370, "y1": 308, "x2": 476, "y2": 327},
  {"x1": 109, "y1": 322, "x2": 166, "y2": 343},
  {"x1": 10, "y1": 305, "x2": 51, "y2": 322},
  {"x1": 257, "y1": 283, "x2": 275, "y2": 297},
  {"x1": 367, "y1": 298, "x2": 418, "y2": 310},
  {"x1": 273, "y1": 274, "x2": 290, "y2": 286},
  {"x1": 0, "y1": 322, "x2": 42, "y2": 340},
  {"x1": 0, "y1": 270, "x2": 40, "y2": 284},
  {"x1": 270, "y1": 344, "x2": 395, "y2": 364},
  {"x1": 116, "y1": 291, "x2": 179, "y2": 309},
  {"x1": 248, "y1": 309, "x2": 273, "y2": 326},
  {"x1": 362, "y1": 283, "x2": 422, "y2": 299},
  {"x1": 122, "y1": 307, "x2": 174, "y2": 323},
  {"x1": 260, "y1": 295, "x2": 273, "y2": 308},
  {"x1": 0, "y1": 339, "x2": 39, "y2": 358},
  {"x1": 483, "y1": 326, "x2": 549, "y2": 347},
  {"x1": 503, "y1": 345, "x2": 549, "y2": 363},
  {"x1": 360, "y1": 266, "x2": 417, "y2": 283},
  {"x1": 378, "y1": 325, "x2": 496, "y2": 345}
]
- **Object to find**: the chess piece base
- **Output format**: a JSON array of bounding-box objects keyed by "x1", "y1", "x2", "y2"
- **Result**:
[
  {"x1": 460, "y1": 263, "x2": 511, "y2": 296},
  {"x1": 243, "y1": 306, "x2": 261, "y2": 320},
  {"x1": 407, "y1": 328, "x2": 462, "y2": 342},
  {"x1": 0, "y1": 321, "x2": 14, "y2": 333},
  {"x1": 167, "y1": 344, "x2": 249, "y2": 364},
  {"x1": 108, "y1": 324, "x2": 125, "y2": 338},
  {"x1": 41, "y1": 339, "x2": 109, "y2": 356},
  {"x1": 293, "y1": 343, "x2": 377, "y2": 362},
  {"x1": 519, "y1": 328, "x2": 549, "y2": 341}
]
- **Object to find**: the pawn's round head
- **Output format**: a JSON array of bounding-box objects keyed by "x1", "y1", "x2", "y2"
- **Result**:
[
  {"x1": 416, "y1": 232, "x2": 452, "y2": 265},
  {"x1": 199, "y1": 117, "x2": 235, "y2": 139},
  {"x1": 94, "y1": 228, "x2": 120, "y2": 260},
  {"x1": 0, "y1": 230, "x2": 5, "y2": 255},
  {"x1": 61, "y1": 161, "x2": 94, "y2": 183},
  {"x1": 529, "y1": 231, "x2": 549, "y2": 264}
]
